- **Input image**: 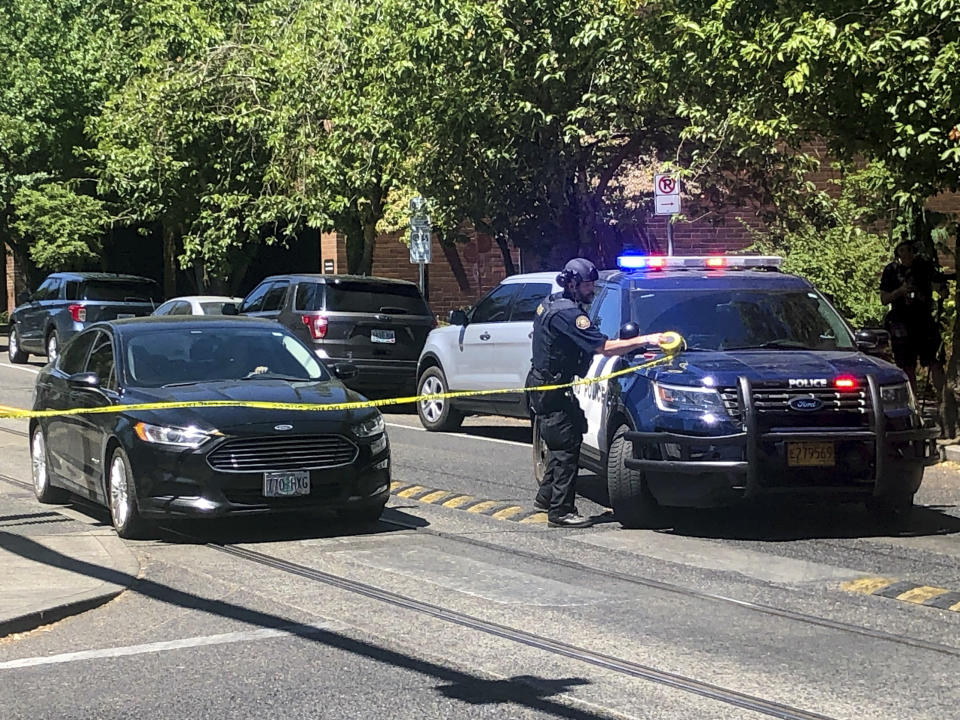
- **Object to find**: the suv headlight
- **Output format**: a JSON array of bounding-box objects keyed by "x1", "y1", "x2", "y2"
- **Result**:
[
  {"x1": 653, "y1": 382, "x2": 727, "y2": 414},
  {"x1": 352, "y1": 413, "x2": 385, "y2": 438},
  {"x1": 134, "y1": 422, "x2": 216, "y2": 448},
  {"x1": 880, "y1": 382, "x2": 916, "y2": 411}
]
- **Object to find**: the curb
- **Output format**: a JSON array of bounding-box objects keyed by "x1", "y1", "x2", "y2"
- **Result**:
[
  {"x1": 0, "y1": 591, "x2": 122, "y2": 639},
  {"x1": 941, "y1": 444, "x2": 960, "y2": 463}
]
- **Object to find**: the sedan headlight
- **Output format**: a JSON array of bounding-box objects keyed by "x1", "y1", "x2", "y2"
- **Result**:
[
  {"x1": 880, "y1": 382, "x2": 916, "y2": 411},
  {"x1": 134, "y1": 422, "x2": 216, "y2": 448},
  {"x1": 352, "y1": 413, "x2": 385, "y2": 438},
  {"x1": 653, "y1": 382, "x2": 727, "y2": 414}
]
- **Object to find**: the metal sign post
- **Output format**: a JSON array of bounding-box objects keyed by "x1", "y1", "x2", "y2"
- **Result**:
[
  {"x1": 409, "y1": 196, "x2": 432, "y2": 298},
  {"x1": 654, "y1": 173, "x2": 681, "y2": 256}
]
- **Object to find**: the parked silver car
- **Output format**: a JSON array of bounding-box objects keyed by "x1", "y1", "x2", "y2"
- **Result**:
[{"x1": 415, "y1": 272, "x2": 561, "y2": 431}]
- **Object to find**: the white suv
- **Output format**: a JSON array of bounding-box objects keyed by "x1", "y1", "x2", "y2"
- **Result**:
[{"x1": 416, "y1": 272, "x2": 561, "y2": 431}]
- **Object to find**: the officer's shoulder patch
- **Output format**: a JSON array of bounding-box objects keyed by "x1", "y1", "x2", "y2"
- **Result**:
[
  {"x1": 536, "y1": 304, "x2": 544, "y2": 316},
  {"x1": 575, "y1": 314, "x2": 591, "y2": 330}
]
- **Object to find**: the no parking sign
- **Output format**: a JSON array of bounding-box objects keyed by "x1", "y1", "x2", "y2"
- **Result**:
[{"x1": 654, "y1": 173, "x2": 681, "y2": 215}]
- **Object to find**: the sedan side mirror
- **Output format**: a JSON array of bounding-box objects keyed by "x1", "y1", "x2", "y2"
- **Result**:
[
  {"x1": 67, "y1": 372, "x2": 101, "y2": 390},
  {"x1": 618, "y1": 322, "x2": 640, "y2": 340},
  {"x1": 447, "y1": 309, "x2": 468, "y2": 326},
  {"x1": 332, "y1": 363, "x2": 358, "y2": 381},
  {"x1": 15, "y1": 291, "x2": 29, "y2": 305},
  {"x1": 221, "y1": 302, "x2": 239, "y2": 316},
  {"x1": 856, "y1": 328, "x2": 890, "y2": 353}
]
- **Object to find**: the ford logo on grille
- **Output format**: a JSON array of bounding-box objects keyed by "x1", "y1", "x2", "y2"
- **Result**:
[
  {"x1": 274, "y1": 424, "x2": 294, "y2": 431},
  {"x1": 788, "y1": 397, "x2": 823, "y2": 412}
]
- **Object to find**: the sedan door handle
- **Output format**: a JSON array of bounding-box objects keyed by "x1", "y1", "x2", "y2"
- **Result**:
[
  {"x1": 528, "y1": 331, "x2": 533, "y2": 339},
  {"x1": 479, "y1": 332, "x2": 491, "y2": 341}
]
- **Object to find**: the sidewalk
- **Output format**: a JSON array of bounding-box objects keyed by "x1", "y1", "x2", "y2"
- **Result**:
[{"x1": 0, "y1": 491, "x2": 140, "y2": 638}]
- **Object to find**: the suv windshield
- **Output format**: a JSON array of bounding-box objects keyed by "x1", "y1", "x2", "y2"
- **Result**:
[
  {"x1": 323, "y1": 281, "x2": 429, "y2": 315},
  {"x1": 628, "y1": 288, "x2": 855, "y2": 351},
  {"x1": 81, "y1": 280, "x2": 161, "y2": 303},
  {"x1": 124, "y1": 328, "x2": 329, "y2": 387}
]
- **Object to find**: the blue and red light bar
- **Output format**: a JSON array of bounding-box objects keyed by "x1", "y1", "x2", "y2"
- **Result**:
[{"x1": 616, "y1": 255, "x2": 783, "y2": 271}]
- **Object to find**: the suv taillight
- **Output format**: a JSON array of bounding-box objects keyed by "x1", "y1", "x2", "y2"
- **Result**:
[
  {"x1": 301, "y1": 314, "x2": 328, "y2": 339},
  {"x1": 68, "y1": 304, "x2": 86, "y2": 322}
]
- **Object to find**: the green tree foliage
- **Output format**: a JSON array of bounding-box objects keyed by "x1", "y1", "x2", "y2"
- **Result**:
[
  {"x1": 0, "y1": 0, "x2": 125, "y2": 285},
  {"x1": 11, "y1": 184, "x2": 109, "y2": 270}
]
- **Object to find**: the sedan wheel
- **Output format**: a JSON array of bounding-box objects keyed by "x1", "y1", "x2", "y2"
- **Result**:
[
  {"x1": 31, "y1": 426, "x2": 66, "y2": 503},
  {"x1": 8, "y1": 326, "x2": 29, "y2": 364},
  {"x1": 46, "y1": 331, "x2": 59, "y2": 364},
  {"x1": 416, "y1": 366, "x2": 463, "y2": 432},
  {"x1": 108, "y1": 448, "x2": 150, "y2": 539}
]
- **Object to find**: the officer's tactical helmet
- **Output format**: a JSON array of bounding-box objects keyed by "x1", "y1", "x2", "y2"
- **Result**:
[{"x1": 557, "y1": 258, "x2": 599, "y2": 287}]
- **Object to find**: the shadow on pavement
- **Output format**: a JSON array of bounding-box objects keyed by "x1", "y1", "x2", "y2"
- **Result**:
[
  {"x1": 663, "y1": 500, "x2": 960, "y2": 542},
  {"x1": 62, "y1": 496, "x2": 429, "y2": 544},
  {"x1": 0, "y1": 531, "x2": 603, "y2": 720},
  {"x1": 458, "y1": 423, "x2": 533, "y2": 444}
]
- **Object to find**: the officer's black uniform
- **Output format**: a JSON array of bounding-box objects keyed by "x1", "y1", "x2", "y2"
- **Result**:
[{"x1": 528, "y1": 292, "x2": 607, "y2": 523}]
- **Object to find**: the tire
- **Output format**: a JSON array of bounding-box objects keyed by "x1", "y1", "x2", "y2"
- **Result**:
[
  {"x1": 416, "y1": 366, "x2": 464, "y2": 432},
  {"x1": 8, "y1": 325, "x2": 28, "y2": 364},
  {"x1": 532, "y1": 415, "x2": 548, "y2": 486},
  {"x1": 31, "y1": 426, "x2": 68, "y2": 503},
  {"x1": 606, "y1": 424, "x2": 663, "y2": 529},
  {"x1": 338, "y1": 501, "x2": 387, "y2": 524},
  {"x1": 107, "y1": 447, "x2": 151, "y2": 539},
  {"x1": 45, "y1": 330, "x2": 60, "y2": 364}
]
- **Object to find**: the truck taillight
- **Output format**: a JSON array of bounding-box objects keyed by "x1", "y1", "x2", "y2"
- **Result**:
[
  {"x1": 68, "y1": 304, "x2": 86, "y2": 322},
  {"x1": 301, "y1": 314, "x2": 328, "y2": 339}
]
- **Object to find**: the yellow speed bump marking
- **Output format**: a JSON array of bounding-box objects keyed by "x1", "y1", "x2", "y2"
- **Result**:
[
  {"x1": 842, "y1": 577, "x2": 896, "y2": 595},
  {"x1": 442, "y1": 495, "x2": 475, "y2": 509},
  {"x1": 397, "y1": 485, "x2": 426, "y2": 499},
  {"x1": 389, "y1": 481, "x2": 404, "y2": 492},
  {"x1": 491, "y1": 506, "x2": 525, "y2": 520},
  {"x1": 520, "y1": 512, "x2": 549, "y2": 524},
  {"x1": 897, "y1": 586, "x2": 950, "y2": 604},
  {"x1": 950, "y1": 600, "x2": 960, "y2": 612},
  {"x1": 418, "y1": 490, "x2": 449, "y2": 504},
  {"x1": 466, "y1": 500, "x2": 500, "y2": 514}
]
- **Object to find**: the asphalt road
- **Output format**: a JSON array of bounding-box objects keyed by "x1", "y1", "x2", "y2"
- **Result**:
[{"x1": 1, "y1": 346, "x2": 959, "y2": 719}]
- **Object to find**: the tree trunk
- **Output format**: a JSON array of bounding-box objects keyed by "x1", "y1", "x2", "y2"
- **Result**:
[
  {"x1": 494, "y1": 233, "x2": 516, "y2": 276},
  {"x1": 162, "y1": 225, "x2": 177, "y2": 298}
]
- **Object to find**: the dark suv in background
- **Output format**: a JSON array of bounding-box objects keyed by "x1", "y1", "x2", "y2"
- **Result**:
[
  {"x1": 8, "y1": 272, "x2": 162, "y2": 364},
  {"x1": 238, "y1": 274, "x2": 434, "y2": 395}
]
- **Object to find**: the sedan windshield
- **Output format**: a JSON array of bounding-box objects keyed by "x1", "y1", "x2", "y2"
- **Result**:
[
  {"x1": 124, "y1": 328, "x2": 329, "y2": 387},
  {"x1": 628, "y1": 289, "x2": 856, "y2": 351}
]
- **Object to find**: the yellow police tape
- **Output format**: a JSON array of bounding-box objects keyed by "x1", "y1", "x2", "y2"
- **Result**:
[{"x1": 0, "y1": 333, "x2": 685, "y2": 421}]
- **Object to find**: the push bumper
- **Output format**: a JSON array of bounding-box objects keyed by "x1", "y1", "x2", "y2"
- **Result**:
[{"x1": 624, "y1": 374, "x2": 939, "y2": 505}]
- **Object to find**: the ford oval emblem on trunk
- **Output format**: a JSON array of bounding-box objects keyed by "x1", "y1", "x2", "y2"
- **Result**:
[
  {"x1": 274, "y1": 424, "x2": 294, "y2": 431},
  {"x1": 788, "y1": 397, "x2": 823, "y2": 412}
]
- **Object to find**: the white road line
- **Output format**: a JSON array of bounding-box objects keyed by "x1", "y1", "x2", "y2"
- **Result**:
[
  {"x1": 0, "y1": 621, "x2": 340, "y2": 670},
  {"x1": 385, "y1": 422, "x2": 529, "y2": 447},
  {"x1": 0, "y1": 363, "x2": 40, "y2": 375}
]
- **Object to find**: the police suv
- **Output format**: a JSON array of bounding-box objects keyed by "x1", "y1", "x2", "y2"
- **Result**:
[{"x1": 534, "y1": 255, "x2": 939, "y2": 527}]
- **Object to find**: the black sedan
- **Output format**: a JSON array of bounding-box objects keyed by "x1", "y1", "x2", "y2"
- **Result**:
[{"x1": 29, "y1": 316, "x2": 391, "y2": 538}]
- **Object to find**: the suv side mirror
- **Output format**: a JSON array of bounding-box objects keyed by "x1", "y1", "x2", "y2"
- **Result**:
[
  {"x1": 618, "y1": 322, "x2": 640, "y2": 340},
  {"x1": 332, "y1": 363, "x2": 358, "y2": 381},
  {"x1": 856, "y1": 328, "x2": 890, "y2": 353},
  {"x1": 15, "y1": 291, "x2": 29, "y2": 305},
  {"x1": 448, "y1": 309, "x2": 468, "y2": 326},
  {"x1": 67, "y1": 372, "x2": 101, "y2": 390},
  {"x1": 221, "y1": 302, "x2": 239, "y2": 316}
]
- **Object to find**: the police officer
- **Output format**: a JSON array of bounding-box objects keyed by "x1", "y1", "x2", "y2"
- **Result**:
[{"x1": 528, "y1": 258, "x2": 666, "y2": 528}]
